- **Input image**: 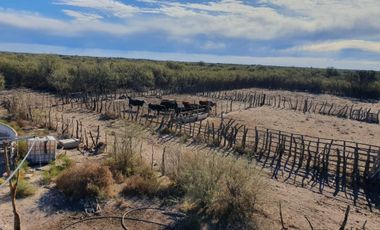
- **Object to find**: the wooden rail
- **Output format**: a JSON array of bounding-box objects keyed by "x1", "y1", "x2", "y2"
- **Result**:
[{"x1": 197, "y1": 90, "x2": 380, "y2": 124}]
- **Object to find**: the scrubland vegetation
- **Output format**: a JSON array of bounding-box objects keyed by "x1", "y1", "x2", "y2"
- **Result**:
[
  {"x1": 166, "y1": 151, "x2": 261, "y2": 228},
  {"x1": 49, "y1": 123, "x2": 262, "y2": 228},
  {"x1": 0, "y1": 52, "x2": 379, "y2": 99}
]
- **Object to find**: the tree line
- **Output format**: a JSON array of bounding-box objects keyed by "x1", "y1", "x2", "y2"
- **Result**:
[{"x1": 0, "y1": 52, "x2": 379, "y2": 99}]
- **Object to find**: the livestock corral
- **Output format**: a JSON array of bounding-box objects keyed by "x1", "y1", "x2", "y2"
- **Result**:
[{"x1": 1, "y1": 87, "x2": 380, "y2": 229}]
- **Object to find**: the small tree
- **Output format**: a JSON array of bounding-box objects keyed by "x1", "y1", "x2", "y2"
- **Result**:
[{"x1": 3, "y1": 141, "x2": 22, "y2": 230}]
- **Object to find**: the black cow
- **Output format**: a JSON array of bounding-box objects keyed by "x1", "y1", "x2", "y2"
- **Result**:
[
  {"x1": 160, "y1": 99, "x2": 178, "y2": 110},
  {"x1": 127, "y1": 96, "x2": 145, "y2": 108},
  {"x1": 199, "y1": 100, "x2": 216, "y2": 107},
  {"x1": 148, "y1": 103, "x2": 166, "y2": 115}
]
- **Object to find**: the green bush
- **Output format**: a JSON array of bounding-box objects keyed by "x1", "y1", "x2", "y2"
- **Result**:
[
  {"x1": 16, "y1": 179, "x2": 36, "y2": 199},
  {"x1": 42, "y1": 154, "x2": 72, "y2": 184}
]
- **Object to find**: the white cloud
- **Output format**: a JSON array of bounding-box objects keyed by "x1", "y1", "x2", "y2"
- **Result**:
[
  {"x1": 201, "y1": 41, "x2": 226, "y2": 50},
  {"x1": 133, "y1": 0, "x2": 380, "y2": 41},
  {"x1": 55, "y1": 0, "x2": 141, "y2": 18},
  {"x1": 62, "y1": 9, "x2": 103, "y2": 22},
  {"x1": 0, "y1": 8, "x2": 143, "y2": 36},
  {"x1": 293, "y1": 40, "x2": 380, "y2": 54},
  {"x1": 3, "y1": 0, "x2": 380, "y2": 42}
]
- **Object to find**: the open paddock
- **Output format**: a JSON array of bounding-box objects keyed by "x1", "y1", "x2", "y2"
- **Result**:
[{"x1": 215, "y1": 106, "x2": 380, "y2": 146}]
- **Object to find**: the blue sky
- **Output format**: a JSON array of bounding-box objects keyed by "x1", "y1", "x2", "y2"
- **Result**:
[{"x1": 0, "y1": 0, "x2": 380, "y2": 70}]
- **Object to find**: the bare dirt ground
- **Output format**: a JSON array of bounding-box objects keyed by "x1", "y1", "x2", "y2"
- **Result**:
[
  {"x1": 1, "y1": 89, "x2": 380, "y2": 229},
  {"x1": 218, "y1": 106, "x2": 380, "y2": 146},
  {"x1": 223, "y1": 87, "x2": 380, "y2": 110}
]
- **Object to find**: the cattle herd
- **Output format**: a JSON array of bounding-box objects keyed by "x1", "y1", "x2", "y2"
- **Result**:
[{"x1": 118, "y1": 95, "x2": 216, "y2": 117}]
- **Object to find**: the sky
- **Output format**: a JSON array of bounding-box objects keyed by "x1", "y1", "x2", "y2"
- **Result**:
[{"x1": 0, "y1": 0, "x2": 379, "y2": 70}]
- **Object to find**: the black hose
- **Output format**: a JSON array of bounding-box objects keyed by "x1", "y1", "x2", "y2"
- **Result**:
[
  {"x1": 62, "y1": 207, "x2": 186, "y2": 230},
  {"x1": 62, "y1": 215, "x2": 166, "y2": 229},
  {"x1": 121, "y1": 207, "x2": 166, "y2": 230}
]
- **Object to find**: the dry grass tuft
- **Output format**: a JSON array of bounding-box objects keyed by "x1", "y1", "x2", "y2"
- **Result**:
[
  {"x1": 166, "y1": 150, "x2": 262, "y2": 229},
  {"x1": 56, "y1": 162, "x2": 113, "y2": 200},
  {"x1": 14, "y1": 162, "x2": 37, "y2": 199},
  {"x1": 122, "y1": 174, "x2": 175, "y2": 197},
  {"x1": 16, "y1": 179, "x2": 36, "y2": 199},
  {"x1": 107, "y1": 124, "x2": 147, "y2": 179},
  {"x1": 107, "y1": 137, "x2": 149, "y2": 179},
  {"x1": 122, "y1": 175, "x2": 158, "y2": 196}
]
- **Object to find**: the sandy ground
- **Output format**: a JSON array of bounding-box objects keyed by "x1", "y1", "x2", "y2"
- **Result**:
[
  {"x1": 219, "y1": 106, "x2": 380, "y2": 146},
  {"x1": 219, "y1": 87, "x2": 380, "y2": 110}
]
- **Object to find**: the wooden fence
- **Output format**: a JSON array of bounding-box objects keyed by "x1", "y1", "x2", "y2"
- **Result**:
[{"x1": 197, "y1": 90, "x2": 380, "y2": 124}]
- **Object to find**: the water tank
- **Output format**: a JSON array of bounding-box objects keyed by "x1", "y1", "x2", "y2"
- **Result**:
[
  {"x1": 27, "y1": 136, "x2": 57, "y2": 165},
  {"x1": 0, "y1": 123, "x2": 18, "y2": 175}
]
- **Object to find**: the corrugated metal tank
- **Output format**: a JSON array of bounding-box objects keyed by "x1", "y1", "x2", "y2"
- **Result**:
[{"x1": 0, "y1": 123, "x2": 18, "y2": 175}]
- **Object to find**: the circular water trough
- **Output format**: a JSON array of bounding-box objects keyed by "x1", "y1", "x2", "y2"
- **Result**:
[
  {"x1": 0, "y1": 122, "x2": 18, "y2": 174},
  {"x1": 0, "y1": 122, "x2": 18, "y2": 144}
]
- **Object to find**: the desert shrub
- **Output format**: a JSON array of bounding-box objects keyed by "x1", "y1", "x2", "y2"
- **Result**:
[
  {"x1": 166, "y1": 151, "x2": 262, "y2": 228},
  {"x1": 107, "y1": 126, "x2": 153, "y2": 180},
  {"x1": 42, "y1": 154, "x2": 73, "y2": 184},
  {"x1": 107, "y1": 136, "x2": 145, "y2": 179},
  {"x1": 56, "y1": 162, "x2": 113, "y2": 200},
  {"x1": 16, "y1": 179, "x2": 36, "y2": 199},
  {"x1": 122, "y1": 175, "x2": 159, "y2": 196},
  {"x1": 122, "y1": 171, "x2": 175, "y2": 197},
  {"x1": 0, "y1": 178, "x2": 4, "y2": 185}
]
